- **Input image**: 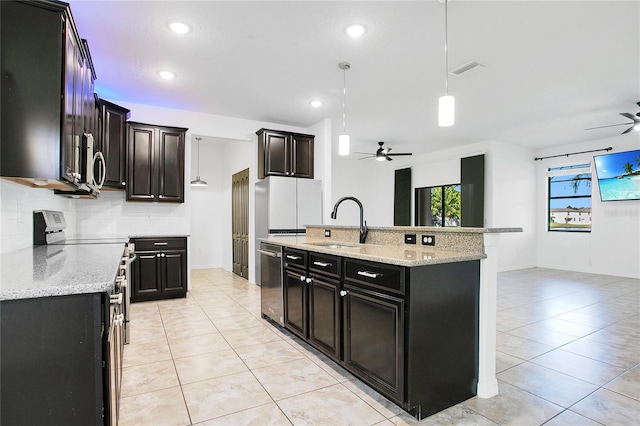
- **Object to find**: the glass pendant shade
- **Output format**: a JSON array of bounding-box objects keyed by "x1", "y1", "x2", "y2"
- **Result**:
[
  {"x1": 438, "y1": 95, "x2": 455, "y2": 127},
  {"x1": 338, "y1": 134, "x2": 350, "y2": 156}
]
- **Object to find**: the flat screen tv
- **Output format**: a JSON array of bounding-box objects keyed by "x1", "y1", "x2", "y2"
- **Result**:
[{"x1": 593, "y1": 149, "x2": 640, "y2": 201}]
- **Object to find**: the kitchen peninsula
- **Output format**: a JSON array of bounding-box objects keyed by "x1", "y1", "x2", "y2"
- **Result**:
[{"x1": 262, "y1": 225, "x2": 521, "y2": 420}]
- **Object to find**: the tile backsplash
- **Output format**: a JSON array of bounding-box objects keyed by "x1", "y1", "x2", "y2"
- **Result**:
[{"x1": 1, "y1": 179, "x2": 190, "y2": 254}]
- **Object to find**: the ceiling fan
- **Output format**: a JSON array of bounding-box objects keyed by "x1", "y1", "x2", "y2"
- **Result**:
[
  {"x1": 585, "y1": 102, "x2": 640, "y2": 135},
  {"x1": 355, "y1": 141, "x2": 413, "y2": 161}
]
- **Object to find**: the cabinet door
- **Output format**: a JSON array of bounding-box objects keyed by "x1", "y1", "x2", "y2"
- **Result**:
[
  {"x1": 308, "y1": 275, "x2": 341, "y2": 361},
  {"x1": 127, "y1": 124, "x2": 156, "y2": 201},
  {"x1": 101, "y1": 102, "x2": 129, "y2": 188},
  {"x1": 263, "y1": 131, "x2": 289, "y2": 177},
  {"x1": 62, "y1": 22, "x2": 81, "y2": 186},
  {"x1": 284, "y1": 268, "x2": 307, "y2": 339},
  {"x1": 131, "y1": 251, "x2": 161, "y2": 302},
  {"x1": 343, "y1": 289, "x2": 405, "y2": 404},
  {"x1": 160, "y1": 250, "x2": 187, "y2": 296},
  {"x1": 156, "y1": 127, "x2": 185, "y2": 202},
  {"x1": 291, "y1": 134, "x2": 314, "y2": 178}
]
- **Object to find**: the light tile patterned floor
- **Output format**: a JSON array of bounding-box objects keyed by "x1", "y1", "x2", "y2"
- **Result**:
[{"x1": 119, "y1": 268, "x2": 640, "y2": 425}]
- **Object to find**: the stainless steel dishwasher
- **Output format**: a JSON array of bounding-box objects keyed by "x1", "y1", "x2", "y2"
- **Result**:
[{"x1": 258, "y1": 242, "x2": 284, "y2": 326}]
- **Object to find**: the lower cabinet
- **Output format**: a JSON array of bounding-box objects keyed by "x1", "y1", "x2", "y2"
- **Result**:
[
  {"x1": 280, "y1": 247, "x2": 480, "y2": 420},
  {"x1": 130, "y1": 237, "x2": 187, "y2": 302},
  {"x1": 0, "y1": 293, "x2": 114, "y2": 425}
]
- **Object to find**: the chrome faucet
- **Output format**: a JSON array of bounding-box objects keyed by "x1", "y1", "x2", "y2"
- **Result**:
[{"x1": 330, "y1": 196, "x2": 368, "y2": 244}]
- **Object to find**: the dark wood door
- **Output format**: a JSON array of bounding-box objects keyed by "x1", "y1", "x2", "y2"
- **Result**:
[
  {"x1": 291, "y1": 134, "x2": 314, "y2": 178},
  {"x1": 131, "y1": 251, "x2": 161, "y2": 301},
  {"x1": 99, "y1": 100, "x2": 129, "y2": 188},
  {"x1": 157, "y1": 128, "x2": 185, "y2": 202},
  {"x1": 161, "y1": 250, "x2": 187, "y2": 296},
  {"x1": 231, "y1": 168, "x2": 249, "y2": 278},
  {"x1": 127, "y1": 124, "x2": 156, "y2": 201},
  {"x1": 284, "y1": 268, "x2": 307, "y2": 339},
  {"x1": 263, "y1": 131, "x2": 289, "y2": 177},
  {"x1": 343, "y1": 289, "x2": 405, "y2": 404},
  {"x1": 308, "y1": 274, "x2": 341, "y2": 361},
  {"x1": 62, "y1": 21, "x2": 81, "y2": 186}
]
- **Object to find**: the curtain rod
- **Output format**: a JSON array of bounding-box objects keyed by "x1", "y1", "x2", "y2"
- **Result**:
[{"x1": 534, "y1": 147, "x2": 612, "y2": 161}]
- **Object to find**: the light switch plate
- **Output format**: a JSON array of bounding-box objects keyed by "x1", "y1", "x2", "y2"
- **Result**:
[{"x1": 324, "y1": 230, "x2": 331, "y2": 237}]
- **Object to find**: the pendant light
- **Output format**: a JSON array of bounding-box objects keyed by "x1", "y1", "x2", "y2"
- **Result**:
[
  {"x1": 190, "y1": 137, "x2": 208, "y2": 187},
  {"x1": 338, "y1": 62, "x2": 351, "y2": 156},
  {"x1": 438, "y1": 0, "x2": 455, "y2": 127}
]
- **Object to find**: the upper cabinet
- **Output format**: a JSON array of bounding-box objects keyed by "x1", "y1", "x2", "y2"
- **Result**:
[
  {"x1": 1, "y1": 0, "x2": 96, "y2": 190},
  {"x1": 127, "y1": 122, "x2": 187, "y2": 203},
  {"x1": 96, "y1": 98, "x2": 130, "y2": 189},
  {"x1": 257, "y1": 129, "x2": 314, "y2": 179}
]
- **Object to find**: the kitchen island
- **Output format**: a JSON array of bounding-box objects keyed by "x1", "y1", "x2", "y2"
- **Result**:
[{"x1": 261, "y1": 225, "x2": 521, "y2": 420}]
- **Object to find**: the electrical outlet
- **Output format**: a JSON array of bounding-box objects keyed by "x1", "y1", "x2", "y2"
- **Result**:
[
  {"x1": 324, "y1": 230, "x2": 331, "y2": 237},
  {"x1": 404, "y1": 234, "x2": 416, "y2": 244},
  {"x1": 422, "y1": 235, "x2": 435, "y2": 246}
]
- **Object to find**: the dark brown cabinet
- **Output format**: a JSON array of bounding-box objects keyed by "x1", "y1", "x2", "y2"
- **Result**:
[
  {"x1": 1, "y1": 0, "x2": 95, "y2": 190},
  {"x1": 257, "y1": 129, "x2": 314, "y2": 179},
  {"x1": 279, "y1": 246, "x2": 481, "y2": 420},
  {"x1": 127, "y1": 122, "x2": 187, "y2": 203},
  {"x1": 130, "y1": 237, "x2": 187, "y2": 302},
  {"x1": 96, "y1": 99, "x2": 130, "y2": 188}
]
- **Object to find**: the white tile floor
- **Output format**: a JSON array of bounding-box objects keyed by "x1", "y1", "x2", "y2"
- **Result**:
[{"x1": 119, "y1": 268, "x2": 639, "y2": 425}]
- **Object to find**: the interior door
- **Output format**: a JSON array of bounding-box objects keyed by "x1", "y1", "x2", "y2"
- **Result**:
[{"x1": 232, "y1": 168, "x2": 250, "y2": 278}]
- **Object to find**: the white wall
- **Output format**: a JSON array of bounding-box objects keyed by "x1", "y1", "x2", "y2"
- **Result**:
[{"x1": 534, "y1": 133, "x2": 640, "y2": 278}]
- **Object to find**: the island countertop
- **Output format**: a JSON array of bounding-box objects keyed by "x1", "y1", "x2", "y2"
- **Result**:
[
  {"x1": 262, "y1": 235, "x2": 486, "y2": 267},
  {"x1": 0, "y1": 243, "x2": 126, "y2": 301}
]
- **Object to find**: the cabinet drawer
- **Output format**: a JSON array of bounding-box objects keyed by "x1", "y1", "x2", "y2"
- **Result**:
[
  {"x1": 283, "y1": 248, "x2": 307, "y2": 269},
  {"x1": 309, "y1": 252, "x2": 341, "y2": 278},
  {"x1": 344, "y1": 259, "x2": 405, "y2": 296},
  {"x1": 131, "y1": 237, "x2": 186, "y2": 251}
]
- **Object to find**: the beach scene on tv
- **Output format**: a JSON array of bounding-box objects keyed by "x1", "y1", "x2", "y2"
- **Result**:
[{"x1": 594, "y1": 149, "x2": 640, "y2": 201}]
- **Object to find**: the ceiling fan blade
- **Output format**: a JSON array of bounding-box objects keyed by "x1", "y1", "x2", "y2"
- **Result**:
[
  {"x1": 387, "y1": 153, "x2": 413, "y2": 156},
  {"x1": 354, "y1": 151, "x2": 373, "y2": 155},
  {"x1": 358, "y1": 155, "x2": 375, "y2": 160},
  {"x1": 585, "y1": 123, "x2": 633, "y2": 130},
  {"x1": 621, "y1": 125, "x2": 635, "y2": 135},
  {"x1": 620, "y1": 112, "x2": 637, "y2": 121},
  {"x1": 386, "y1": 156, "x2": 393, "y2": 161}
]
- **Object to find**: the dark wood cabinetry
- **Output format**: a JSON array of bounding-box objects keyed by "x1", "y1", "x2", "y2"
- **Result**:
[
  {"x1": 130, "y1": 237, "x2": 187, "y2": 302},
  {"x1": 127, "y1": 122, "x2": 187, "y2": 203},
  {"x1": 279, "y1": 247, "x2": 481, "y2": 420},
  {"x1": 1, "y1": 293, "x2": 112, "y2": 425},
  {"x1": 257, "y1": 129, "x2": 314, "y2": 179},
  {"x1": 1, "y1": 0, "x2": 95, "y2": 190},
  {"x1": 96, "y1": 99, "x2": 130, "y2": 188}
]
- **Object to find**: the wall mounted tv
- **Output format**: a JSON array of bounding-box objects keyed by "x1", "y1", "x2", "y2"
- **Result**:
[{"x1": 593, "y1": 149, "x2": 640, "y2": 201}]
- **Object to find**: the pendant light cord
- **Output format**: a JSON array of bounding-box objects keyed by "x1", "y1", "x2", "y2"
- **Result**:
[
  {"x1": 196, "y1": 137, "x2": 201, "y2": 176},
  {"x1": 444, "y1": 0, "x2": 449, "y2": 95},
  {"x1": 342, "y1": 66, "x2": 348, "y2": 133}
]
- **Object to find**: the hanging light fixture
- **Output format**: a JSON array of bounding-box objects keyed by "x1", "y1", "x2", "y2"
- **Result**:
[
  {"x1": 438, "y1": 0, "x2": 455, "y2": 127},
  {"x1": 190, "y1": 137, "x2": 208, "y2": 187},
  {"x1": 338, "y1": 62, "x2": 351, "y2": 156}
]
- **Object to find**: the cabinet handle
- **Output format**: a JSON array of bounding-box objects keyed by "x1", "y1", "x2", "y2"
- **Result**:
[
  {"x1": 156, "y1": 253, "x2": 161, "y2": 257},
  {"x1": 286, "y1": 255, "x2": 302, "y2": 260},
  {"x1": 340, "y1": 290, "x2": 348, "y2": 297},
  {"x1": 313, "y1": 261, "x2": 331, "y2": 267},
  {"x1": 299, "y1": 275, "x2": 306, "y2": 281},
  {"x1": 306, "y1": 277, "x2": 313, "y2": 284},
  {"x1": 161, "y1": 253, "x2": 166, "y2": 257},
  {"x1": 153, "y1": 242, "x2": 168, "y2": 246},
  {"x1": 357, "y1": 271, "x2": 383, "y2": 279}
]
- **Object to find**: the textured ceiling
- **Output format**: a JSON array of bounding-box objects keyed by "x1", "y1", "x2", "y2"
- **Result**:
[{"x1": 68, "y1": 0, "x2": 640, "y2": 156}]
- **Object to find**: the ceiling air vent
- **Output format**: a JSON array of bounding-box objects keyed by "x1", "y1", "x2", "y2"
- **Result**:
[{"x1": 450, "y1": 61, "x2": 484, "y2": 76}]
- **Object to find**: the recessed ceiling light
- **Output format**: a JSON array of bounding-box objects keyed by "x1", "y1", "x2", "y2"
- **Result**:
[
  {"x1": 346, "y1": 24, "x2": 365, "y2": 38},
  {"x1": 310, "y1": 100, "x2": 323, "y2": 108},
  {"x1": 169, "y1": 21, "x2": 190, "y2": 35},
  {"x1": 158, "y1": 71, "x2": 176, "y2": 80}
]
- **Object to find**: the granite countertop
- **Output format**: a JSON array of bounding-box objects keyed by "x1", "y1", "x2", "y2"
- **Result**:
[
  {"x1": 0, "y1": 243, "x2": 126, "y2": 301},
  {"x1": 306, "y1": 225, "x2": 523, "y2": 234},
  {"x1": 263, "y1": 236, "x2": 486, "y2": 267}
]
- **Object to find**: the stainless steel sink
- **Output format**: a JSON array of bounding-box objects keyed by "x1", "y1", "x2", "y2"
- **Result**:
[{"x1": 306, "y1": 242, "x2": 359, "y2": 249}]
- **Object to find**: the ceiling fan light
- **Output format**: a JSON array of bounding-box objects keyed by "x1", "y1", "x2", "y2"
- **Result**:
[
  {"x1": 339, "y1": 134, "x2": 350, "y2": 156},
  {"x1": 376, "y1": 155, "x2": 386, "y2": 162},
  {"x1": 438, "y1": 95, "x2": 455, "y2": 127}
]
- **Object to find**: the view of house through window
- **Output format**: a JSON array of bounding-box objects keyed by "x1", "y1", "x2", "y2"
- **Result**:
[{"x1": 548, "y1": 163, "x2": 592, "y2": 232}]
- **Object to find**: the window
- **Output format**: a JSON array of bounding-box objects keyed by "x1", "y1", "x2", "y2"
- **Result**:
[
  {"x1": 415, "y1": 184, "x2": 461, "y2": 227},
  {"x1": 548, "y1": 163, "x2": 591, "y2": 232}
]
